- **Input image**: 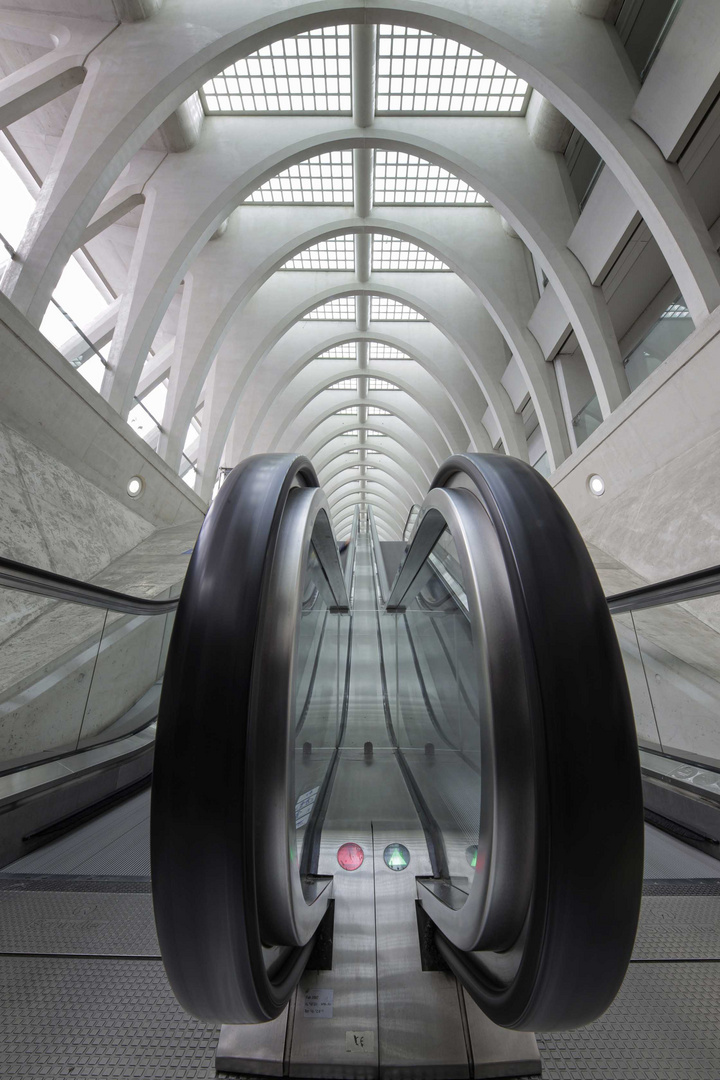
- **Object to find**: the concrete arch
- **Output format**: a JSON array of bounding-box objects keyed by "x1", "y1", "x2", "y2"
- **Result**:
[
  {"x1": 314, "y1": 439, "x2": 432, "y2": 493},
  {"x1": 235, "y1": 327, "x2": 485, "y2": 465},
  {"x1": 5, "y1": 0, "x2": 717, "y2": 358},
  {"x1": 331, "y1": 491, "x2": 406, "y2": 533},
  {"x1": 269, "y1": 393, "x2": 455, "y2": 465},
  {"x1": 320, "y1": 459, "x2": 425, "y2": 503}
]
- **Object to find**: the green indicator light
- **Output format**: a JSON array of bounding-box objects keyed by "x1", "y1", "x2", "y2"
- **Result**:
[
  {"x1": 466, "y1": 845, "x2": 478, "y2": 869},
  {"x1": 383, "y1": 843, "x2": 410, "y2": 872}
]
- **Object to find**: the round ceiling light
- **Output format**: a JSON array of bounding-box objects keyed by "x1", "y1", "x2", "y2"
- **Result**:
[
  {"x1": 587, "y1": 473, "x2": 605, "y2": 497},
  {"x1": 127, "y1": 475, "x2": 144, "y2": 498}
]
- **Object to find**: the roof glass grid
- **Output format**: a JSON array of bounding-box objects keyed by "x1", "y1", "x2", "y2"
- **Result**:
[
  {"x1": 282, "y1": 236, "x2": 355, "y2": 270},
  {"x1": 661, "y1": 300, "x2": 690, "y2": 319},
  {"x1": 315, "y1": 343, "x2": 357, "y2": 359},
  {"x1": 203, "y1": 26, "x2": 351, "y2": 114},
  {"x1": 368, "y1": 377, "x2": 399, "y2": 390},
  {"x1": 372, "y1": 236, "x2": 449, "y2": 271},
  {"x1": 371, "y1": 296, "x2": 426, "y2": 321},
  {"x1": 366, "y1": 428, "x2": 388, "y2": 437},
  {"x1": 328, "y1": 377, "x2": 359, "y2": 390},
  {"x1": 369, "y1": 343, "x2": 413, "y2": 360},
  {"x1": 348, "y1": 447, "x2": 380, "y2": 453},
  {"x1": 374, "y1": 151, "x2": 485, "y2": 205},
  {"x1": 336, "y1": 406, "x2": 358, "y2": 415},
  {"x1": 304, "y1": 296, "x2": 356, "y2": 320},
  {"x1": 376, "y1": 26, "x2": 529, "y2": 114},
  {"x1": 247, "y1": 151, "x2": 353, "y2": 204},
  {"x1": 341, "y1": 429, "x2": 359, "y2": 437},
  {"x1": 367, "y1": 405, "x2": 392, "y2": 415}
]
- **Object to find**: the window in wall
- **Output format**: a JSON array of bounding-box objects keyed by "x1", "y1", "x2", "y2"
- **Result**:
[
  {"x1": 533, "y1": 451, "x2": 550, "y2": 478},
  {"x1": 372, "y1": 236, "x2": 449, "y2": 271},
  {"x1": 203, "y1": 26, "x2": 352, "y2": 113},
  {"x1": 316, "y1": 342, "x2": 357, "y2": 359},
  {"x1": 329, "y1": 378, "x2": 359, "y2": 392},
  {"x1": 367, "y1": 405, "x2": 391, "y2": 415},
  {"x1": 304, "y1": 296, "x2": 356, "y2": 319},
  {"x1": 247, "y1": 151, "x2": 353, "y2": 203},
  {"x1": 127, "y1": 380, "x2": 168, "y2": 442},
  {"x1": 624, "y1": 297, "x2": 693, "y2": 393},
  {"x1": 368, "y1": 377, "x2": 399, "y2": 390},
  {"x1": 572, "y1": 394, "x2": 602, "y2": 447},
  {"x1": 282, "y1": 236, "x2": 355, "y2": 270},
  {"x1": 369, "y1": 342, "x2": 413, "y2": 360},
  {"x1": 371, "y1": 296, "x2": 426, "y2": 321},
  {"x1": 375, "y1": 26, "x2": 529, "y2": 114},
  {"x1": 374, "y1": 151, "x2": 485, "y2": 204},
  {"x1": 181, "y1": 462, "x2": 198, "y2": 490},
  {"x1": 184, "y1": 411, "x2": 202, "y2": 454}
]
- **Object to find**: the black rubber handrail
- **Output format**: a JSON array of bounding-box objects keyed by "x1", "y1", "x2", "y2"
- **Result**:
[
  {"x1": 606, "y1": 562, "x2": 720, "y2": 614},
  {"x1": 0, "y1": 554, "x2": 180, "y2": 614}
]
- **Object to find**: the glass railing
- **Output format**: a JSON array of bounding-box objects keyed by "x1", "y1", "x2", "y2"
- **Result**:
[
  {"x1": 0, "y1": 559, "x2": 181, "y2": 775},
  {"x1": 608, "y1": 564, "x2": 720, "y2": 801},
  {"x1": 624, "y1": 297, "x2": 694, "y2": 392},
  {"x1": 572, "y1": 393, "x2": 603, "y2": 446}
]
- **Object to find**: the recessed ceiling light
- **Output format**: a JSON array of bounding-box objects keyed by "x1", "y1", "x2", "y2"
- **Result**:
[
  {"x1": 127, "y1": 475, "x2": 144, "y2": 498},
  {"x1": 587, "y1": 474, "x2": 605, "y2": 497}
]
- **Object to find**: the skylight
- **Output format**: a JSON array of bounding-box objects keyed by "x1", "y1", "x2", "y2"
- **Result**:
[
  {"x1": 368, "y1": 377, "x2": 399, "y2": 390},
  {"x1": 329, "y1": 377, "x2": 358, "y2": 390},
  {"x1": 282, "y1": 236, "x2": 355, "y2": 270},
  {"x1": 342, "y1": 429, "x2": 359, "y2": 437},
  {"x1": 128, "y1": 381, "x2": 167, "y2": 442},
  {"x1": 247, "y1": 151, "x2": 353, "y2": 204},
  {"x1": 203, "y1": 26, "x2": 351, "y2": 114},
  {"x1": 372, "y1": 236, "x2": 449, "y2": 271},
  {"x1": 376, "y1": 26, "x2": 529, "y2": 114},
  {"x1": 374, "y1": 151, "x2": 485, "y2": 204},
  {"x1": 348, "y1": 447, "x2": 380, "y2": 453},
  {"x1": 336, "y1": 406, "x2": 358, "y2": 415},
  {"x1": 661, "y1": 301, "x2": 690, "y2": 319},
  {"x1": 369, "y1": 343, "x2": 413, "y2": 360},
  {"x1": 304, "y1": 296, "x2": 356, "y2": 320},
  {"x1": 316, "y1": 342, "x2": 357, "y2": 359},
  {"x1": 366, "y1": 428, "x2": 387, "y2": 436},
  {"x1": 371, "y1": 297, "x2": 426, "y2": 321},
  {"x1": 367, "y1": 405, "x2": 391, "y2": 415}
]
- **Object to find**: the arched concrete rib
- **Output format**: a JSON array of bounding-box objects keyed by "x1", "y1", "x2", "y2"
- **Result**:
[
  {"x1": 277, "y1": 397, "x2": 453, "y2": 468},
  {"x1": 97, "y1": 120, "x2": 602, "y2": 453},
  {"x1": 232, "y1": 326, "x2": 489, "y2": 465},
  {"x1": 326, "y1": 473, "x2": 414, "y2": 513},
  {"x1": 261, "y1": 387, "x2": 463, "y2": 463},
  {"x1": 249, "y1": 359, "x2": 465, "y2": 454},
  {"x1": 324, "y1": 466, "x2": 423, "y2": 507},
  {"x1": 320, "y1": 461, "x2": 424, "y2": 505},
  {"x1": 4, "y1": 0, "x2": 717, "y2": 362},
  {"x1": 330, "y1": 490, "x2": 407, "y2": 533},
  {"x1": 315, "y1": 440, "x2": 432, "y2": 494}
]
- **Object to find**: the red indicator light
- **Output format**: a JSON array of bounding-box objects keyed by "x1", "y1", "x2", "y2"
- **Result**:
[{"x1": 337, "y1": 842, "x2": 364, "y2": 871}]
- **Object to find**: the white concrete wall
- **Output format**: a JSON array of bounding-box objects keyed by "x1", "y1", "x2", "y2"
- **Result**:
[{"x1": 0, "y1": 293, "x2": 205, "y2": 576}]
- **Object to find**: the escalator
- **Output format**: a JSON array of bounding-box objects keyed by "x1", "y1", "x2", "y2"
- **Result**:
[
  {"x1": 2, "y1": 451, "x2": 720, "y2": 1075},
  {"x1": 150, "y1": 451, "x2": 646, "y2": 1074}
]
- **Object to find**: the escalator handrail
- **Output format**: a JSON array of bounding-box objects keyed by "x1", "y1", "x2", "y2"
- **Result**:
[
  {"x1": 607, "y1": 562, "x2": 720, "y2": 613},
  {"x1": 368, "y1": 507, "x2": 390, "y2": 602},
  {"x1": 0, "y1": 553, "x2": 180, "y2": 614},
  {"x1": 151, "y1": 453, "x2": 345, "y2": 1025}
]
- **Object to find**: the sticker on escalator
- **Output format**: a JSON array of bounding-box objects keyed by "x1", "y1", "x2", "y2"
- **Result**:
[
  {"x1": 295, "y1": 786, "x2": 319, "y2": 829},
  {"x1": 345, "y1": 1031, "x2": 375, "y2": 1054},
  {"x1": 304, "y1": 988, "x2": 333, "y2": 1018}
]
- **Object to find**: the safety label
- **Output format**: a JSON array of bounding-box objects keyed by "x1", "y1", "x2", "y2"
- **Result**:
[
  {"x1": 345, "y1": 1031, "x2": 375, "y2": 1054},
  {"x1": 295, "y1": 786, "x2": 320, "y2": 829},
  {"x1": 304, "y1": 988, "x2": 333, "y2": 1018}
]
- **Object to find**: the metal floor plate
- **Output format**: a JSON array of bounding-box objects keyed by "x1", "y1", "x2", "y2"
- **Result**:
[
  {"x1": 0, "y1": 890, "x2": 159, "y2": 956},
  {"x1": 2, "y1": 790, "x2": 151, "y2": 877},
  {"x1": 633, "y1": 896, "x2": 720, "y2": 960},
  {"x1": 537, "y1": 962, "x2": 720, "y2": 1080}
]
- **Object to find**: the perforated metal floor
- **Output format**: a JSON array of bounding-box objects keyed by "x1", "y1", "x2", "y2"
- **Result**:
[{"x1": 1, "y1": 799, "x2": 719, "y2": 1077}]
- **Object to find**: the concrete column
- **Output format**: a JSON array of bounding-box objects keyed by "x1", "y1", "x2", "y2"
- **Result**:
[
  {"x1": 353, "y1": 149, "x2": 373, "y2": 218},
  {"x1": 355, "y1": 233, "x2": 371, "y2": 282},
  {"x1": 526, "y1": 91, "x2": 573, "y2": 153},
  {"x1": 351, "y1": 25, "x2": 376, "y2": 129},
  {"x1": 356, "y1": 293, "x2": 370, "y2": 332}
]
